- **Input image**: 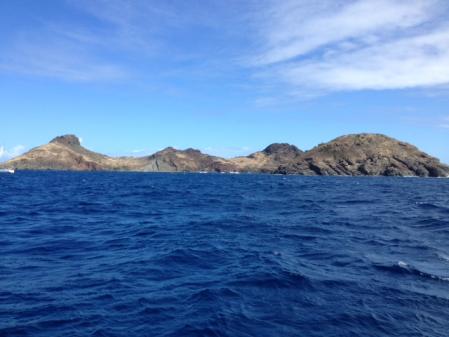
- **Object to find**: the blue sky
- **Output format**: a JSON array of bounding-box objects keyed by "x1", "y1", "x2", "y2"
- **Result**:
[{"x1": 1, "y1": 0, "x2": 449, "y2": 162}]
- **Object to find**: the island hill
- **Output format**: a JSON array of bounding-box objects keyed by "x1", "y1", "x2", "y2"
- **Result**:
[{"x1": 2, "y1": 134, "x2": 449, "y2": 177}]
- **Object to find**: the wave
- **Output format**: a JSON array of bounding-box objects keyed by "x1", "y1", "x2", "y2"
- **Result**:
[
  {"x1": 415, "y1": 202, "x2": 449, "y2": 214},
  {"x1": 375, "y1": 261, "x2": 449, "y2": 282},
  {"x1": 227, "y1": 270, "x2": 311, "y2": 289},
  {"x1": 437, "y1": 253, "x2": 449, "y2": 262},
  {"x1": 413, "y1": 218, "x2": 449, "y2": 232}
]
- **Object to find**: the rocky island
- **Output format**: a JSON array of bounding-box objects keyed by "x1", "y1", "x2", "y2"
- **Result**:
[{"x1": 1, "y1": 134, "x2": 448, "y2": 177}]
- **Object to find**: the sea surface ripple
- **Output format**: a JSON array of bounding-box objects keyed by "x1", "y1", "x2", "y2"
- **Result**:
[{"x1": 1, "y1": 172, "x2": 449, "y2": 336}]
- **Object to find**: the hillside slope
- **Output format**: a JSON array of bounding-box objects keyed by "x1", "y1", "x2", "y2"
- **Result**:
[{"x1": 275, "y1": 134, "x2": 449, "y2": 177}]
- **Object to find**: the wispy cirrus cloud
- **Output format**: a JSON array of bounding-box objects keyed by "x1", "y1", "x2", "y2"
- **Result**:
[
  {"x1": 0, "y1": 37, "x2": 128, "y2": 82},
  {"x1": 0, "y1": 6, "x2": 131, "y2": 82},
  {"x1": 249, "y1": 0, "x2": 449, "y2": 95},
  {"x1": 252, "y1": 0, "x2": 440, "y2": 65},
  {"x1": 2, "y1": 0, "x2": 449, "y2": 96},
  {"x1": 278, "y1": 27, "x2": 449, "y2": 91},
  {"x1": 0, "y1": 0, "x2": 185, "y2": 82},
  {"x1": 0, "y1": 0, "x2": 247, "y2": 83}
]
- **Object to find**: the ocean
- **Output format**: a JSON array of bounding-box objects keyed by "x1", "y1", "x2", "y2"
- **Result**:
[{"x1": 1, "y1": 172, "x2": 449, "y2": 336}]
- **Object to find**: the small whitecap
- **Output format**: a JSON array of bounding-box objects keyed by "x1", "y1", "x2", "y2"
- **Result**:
[
  {"x1": 398, "y1": 261, "x2": 408, "y2": 268},
  {"x1": 438, "y1": 253, "x2": 449, "y2": 262}
]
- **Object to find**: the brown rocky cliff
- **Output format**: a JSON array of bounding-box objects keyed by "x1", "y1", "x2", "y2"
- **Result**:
[{"x1": 275, "y1": 134, "x2": 449, "y2": 177}]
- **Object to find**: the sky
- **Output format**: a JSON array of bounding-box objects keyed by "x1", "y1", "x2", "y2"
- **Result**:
[{"x1": 1, "y1": 0, "x2": 449, "y2": 162}]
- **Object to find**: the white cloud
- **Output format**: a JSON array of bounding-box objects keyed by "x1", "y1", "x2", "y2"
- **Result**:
[
  {"x1": 253, "y1": 0, "x2": 439, "y2": 65},
  {"x1": 0, "y1": 0, "x2": 250, "y2": 83},
  {"x1": 0, "y1": 0, "x2": 147, "y2": 82},
  {"x1": 280, "y1": 27, "x2": 449, "y2": 91},
  {"x1": 0, "y1": 145, "x2": 26, "y2": 162},
  {"x1": 0, "y1": 38, "x2": 128, "y2": 82},
  {"x1": 250, "y1": 0, "x2": 449, "y2": 94}
]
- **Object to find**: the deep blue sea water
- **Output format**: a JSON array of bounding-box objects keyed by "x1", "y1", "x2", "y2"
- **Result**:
[{"x1": 1, "y1": 172, "x2": 449, "y2": 337}]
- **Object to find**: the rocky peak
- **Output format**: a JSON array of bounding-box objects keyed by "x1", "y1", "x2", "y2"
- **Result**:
[
  {"x1": 162, "y1": 147, "x2": 177, "y2": 152},
  {"x1": 50, "y1": 135, "x2": 81, "y2": 147},
  {"x1": 263, "y1": 143, "x2": 302, "y2": 156},
  {"x1": 156, "y1": 147, "x2": 203, "y2": 156},
  {"x1": 184, "y1": 148, "x2": 202, "y2": 155}
]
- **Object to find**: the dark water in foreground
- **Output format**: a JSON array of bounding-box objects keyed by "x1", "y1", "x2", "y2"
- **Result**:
[{"x1": 1, "y1": 172, "x2": 449, "y2": 337}]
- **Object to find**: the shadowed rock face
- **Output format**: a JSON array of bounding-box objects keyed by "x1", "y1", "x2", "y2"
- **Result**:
[
  {"x1": 275, "y1": 134, "x2": 449, "y2": 177},
  {"x1": 141, "y1": 147, "x2": 237, "y2": 172},
  {"x1": 1, "y1": 133, "x2": 448, "y2": 176},
  {"x1": 262, "y1": 143, "x2": 303, "y2": 163},
  {"x1": 263, "y1": 143, "x2": 302, "y2": 156}
]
